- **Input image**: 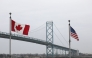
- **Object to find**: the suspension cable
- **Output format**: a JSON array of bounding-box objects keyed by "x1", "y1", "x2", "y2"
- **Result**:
[
  {"x1": 54, "y1": 31, "x2": 65, "y2": 46},
  {"x1": 29, "y1": 23, "x2": 45, "y2": 33},
  {"x1": 53, "y1": 23, "x2": 68, "y2": 45},
  {"x1": 29, "y1": 26, "x2": 45, "y2": 33}
]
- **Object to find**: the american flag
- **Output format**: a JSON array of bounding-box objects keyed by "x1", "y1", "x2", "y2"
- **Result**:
[{"x1": 70, "y1": 26, "x2": 79, "y2": 41}]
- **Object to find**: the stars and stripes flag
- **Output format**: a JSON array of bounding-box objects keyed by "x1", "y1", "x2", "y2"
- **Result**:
[{"x1": 70, "y1": 26, "x2": 79, "y2": 41}]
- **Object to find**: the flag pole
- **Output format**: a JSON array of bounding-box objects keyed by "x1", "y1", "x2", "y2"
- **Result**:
[
  {"x1": 9, "y1": 12, "x2": 12, "y2": 58},
  {"x1": 68, "y1": 20, "x2": 71, "y2": 58}
]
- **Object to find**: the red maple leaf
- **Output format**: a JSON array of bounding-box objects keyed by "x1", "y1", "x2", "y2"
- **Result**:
[{"x1": 16, "y1": 25, "x2": 22, "y2": 31}]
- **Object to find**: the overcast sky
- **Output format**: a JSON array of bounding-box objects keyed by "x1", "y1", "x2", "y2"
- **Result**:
[{"x1": 0, "y1": 0, "x2": 92, "y2": 54}]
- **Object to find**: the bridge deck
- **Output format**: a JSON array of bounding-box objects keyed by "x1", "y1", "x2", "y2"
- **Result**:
[{"x1": 0, "y1": 31, "x2": 77, "y2": 52}]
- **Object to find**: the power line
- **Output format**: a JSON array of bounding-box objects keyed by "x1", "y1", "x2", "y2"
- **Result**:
[{"x1": 53, "y1": 23, "x2": 68, "y2": 45}]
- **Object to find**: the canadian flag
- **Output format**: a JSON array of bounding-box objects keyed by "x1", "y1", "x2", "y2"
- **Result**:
[{"x1": 11, "y1": 20, "x2": 30, "y2": 35}]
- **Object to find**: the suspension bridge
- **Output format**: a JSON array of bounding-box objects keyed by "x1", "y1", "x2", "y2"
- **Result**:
[{"x1": 0, "y1": 21, "x2": 79, "y2": 58}]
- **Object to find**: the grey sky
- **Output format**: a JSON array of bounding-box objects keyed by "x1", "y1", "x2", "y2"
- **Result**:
[{"x1": 0, "y1": 0, "x2": 92, "y2": 54}]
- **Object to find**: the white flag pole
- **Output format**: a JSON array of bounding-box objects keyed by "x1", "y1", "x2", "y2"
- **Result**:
[
  {"x1": 68, "y1": 20, "x2": 71, "y2": 58},
  {"x1": 9, "y1": 12, "x2": 12, "y2": 58}
]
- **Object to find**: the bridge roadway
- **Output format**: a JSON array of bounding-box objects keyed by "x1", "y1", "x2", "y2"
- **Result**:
[{"x1": 0, "y1": 31, "x2": 77, "y2": 52}]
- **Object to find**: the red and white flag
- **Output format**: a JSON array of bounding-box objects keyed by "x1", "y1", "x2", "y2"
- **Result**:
[{"x1": 11, "y1": 20, "x2": 30, "y2": 35}]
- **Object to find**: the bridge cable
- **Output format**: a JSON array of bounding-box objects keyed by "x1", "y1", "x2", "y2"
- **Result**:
[
  {"x1": 29, "y1": 23, "x2": 45, "y2": 33},
  {"x1": 53, "y1": 23, "x2": 69, "y2": 45},
  {"x1": 29, "y1": 26, "x2": 45, "y2": 33},
  {"x1": 53, "y1": 31, "x2": 65, "y2": 46}
]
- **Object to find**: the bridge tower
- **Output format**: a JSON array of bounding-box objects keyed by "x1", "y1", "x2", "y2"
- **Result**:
[{"x1": 46, "y1": 21, "x2": 54, "y2": 58}]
